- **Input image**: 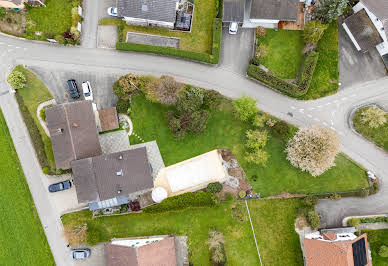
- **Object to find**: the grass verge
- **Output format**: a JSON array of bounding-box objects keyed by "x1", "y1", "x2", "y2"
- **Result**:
[
  {"x1": 62, "y1": 199, "x2": 304, "y2": 265},
  {"x1": 362, "y1": 230, "x2": 388, "y2": 266},
  {"x1": 353, "y1": 107, "x2": 388, "y2": 151},
  {"x1": 128, "y1": 94, "x2": 368, "y2": 196},
  {"x1": 11, "y1": 65, "x2": 56, "y2": 171},
  {"x1": 0, "y1": 109, "x2": 54, "y2": 265}
]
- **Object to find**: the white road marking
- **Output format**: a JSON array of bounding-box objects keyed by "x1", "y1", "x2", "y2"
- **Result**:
[
  {"x1": 323, "y1": 122, "x2": 328, "y2": 126},
  {"x1": 330, "y1": 126, "x2": 335, "y2": 130},
  {"x1": 7, "y1": 44, "x2": 12, "y2": 47},
  {"x1": 325, "y1": 102, "x2": 331, "y2": 106},
  {"x1": 8, "y1": 49, "x2": 13, "y2": 52},
  {"x1": 314, "y1": 118, "x2": 320, "y2": 122},
  {"x1": 351, "y1": 94, "x2": 356, "y2": 97},
  {"x1": 307, "y1": 114, "x2": 312, "y2": 118},
  {"x1": 317, "y1": 105, "x2": 323, "y2": 108},
  {"x1": 333, "y1": 100, "x2": 339, "y2": 103},
  {"x1": 341, "y1": 97, "x2": 347, "y2": 101},
  {"x1": 15, "y1": 46, "x2": 20, "y2": 49},
  {"x1": 291, "y1": 106, "x2": 296, "y2": 110},
  {"x1": 308, "y1": 107, "x2": 315, "y2": 110},
  {"x1": 299, "y1": 109, "x2": 304, "y2": 113},
  {"x1": 331, "y1": 120, "x2": 334, "y2": 126}
]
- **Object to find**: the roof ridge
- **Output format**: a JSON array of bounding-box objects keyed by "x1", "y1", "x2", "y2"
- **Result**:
[{"x1": 63, "y1": 104, "x2": 77, "y2": 163}]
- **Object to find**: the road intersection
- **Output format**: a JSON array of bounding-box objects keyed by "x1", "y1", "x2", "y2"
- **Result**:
[{"x1": 0, "y1": 33, "x2": 387, "y2": 264}]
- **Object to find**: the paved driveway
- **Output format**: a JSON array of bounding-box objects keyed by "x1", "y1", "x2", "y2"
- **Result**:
[
  {"x1": 338, "y1": 18, "x2": 387, "y2": 88},
  {"x1": 27, "y1": 66, "x2": 121, "y2": 109},
  {"x1": 72, "y1": 243, "x2": 106, "y2": 266},
  {"x1": 81, "y1": 0, "x2": 118, "y2": 48},
  {"x1": 97, "y1": 25, "x2": 118, "y2": 49},
  {"x1": 219, "y1": 27, "x2": 255, "y2": 74}
]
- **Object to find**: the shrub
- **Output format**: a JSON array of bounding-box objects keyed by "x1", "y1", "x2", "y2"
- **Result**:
[
  {"x1": 177, "y1": 87, "x2": 204, "y2": 113},
  {"x1": 307, "y1": 211, "x2": 320, "y2": 228},
  {"x1": 208, "y1": 231, "x2": 227, "y2": 265},
  {"x1": 360, "y1": 106, "x2": 387, "y2": 128},
  {"x1": 313, "y1": 0, "x2": 348, "y2": 23},
  {"x1": 0, "y1": 7, "x2": 5, "y2": 19},
  {"x1": 347, "y1": 218, "x2": 361, "y2": 227},
  {"x1": 116, "y1": 99, "x2": 130, "y2": 114},
  {"x1": 120, "y1": 204, "x2": 129, "y2": 213},
  {"x1": 303, "y1": 21, "x2": 328, "y2": 44},
  {"x1": 359, "y1": 188, "x2": 369, "y2": 198},
  {"x1": 7, "y1": 71, "x2": 26, "y2": 90},
  {"x1": 54, "y1": 35, "x2": 65, "y2": 44},
  {"x1": 42, "y1": 167, "x2": 50, "y2": 174},
  {"x1": 298, "y1": 52, "x2": 319, "y2": 92},
  {"x1": 40, "y1": 108, "x2": 46, "y2": 122},
  {"x1": 303, "y1": 195, "x2": 318, "y2": 207},
  {"x1": 142, "y1": 191, "x2": 215, "y2": 213},
  {"x1": 114, "y1": 73, "x2": 141, "y2": 100},
  {"x1": 329, "y1": 193, "x2": 341, "y2": 200},
  {"x1": 252, "y1": 114, "x2": 267, "y2": 128},
  {"x1": 238, "y1": 190, "x2": 246, "y2": 198},
  {"x1": 273, "y1": 120, "x2": 289, "y2": 136},
  {"x1": 232, "y1": 95, "x2": 258, "y2": 121},
  {"x1": 379, "y1": 245, "x2": 388, "y2": 257},
  {"x1": 245, "y1": 130, "x2": 268, "y2": 151},
  {"x1": 245, "y1": 149, "x2": 268, "y2": 165},
  {"x1": 155, "y1": 76, "x2": 185, "y2": 105},
  {"x1": 225, "y1": 193, "x2": 234, "y2": 201},
  {"x1": 266, "y1": 119, "x2": 276, "y2": 127},
  {"x1": 207, "y1": 182, "x2": 223, "y2": 193},
  {"x1": 117, "y1": 24, "x2": 124, "y2": 42},
  {"x1": 203, "y1": 89, "x2": 222, "y2": 110},
  {"x1": 250, "y1": 56, "x2": 260, "y2": 66},
  {"x1": 188, "y1": 110, "x2": 209, "y2": 134},
  {"x1": 286, "y1": 125, "x2": 340, "y2": 176},
  {"x1": 255, "y1": 26, "x2": 266, "y2": 37},
  {"x1": 55, "y1": 168, "x2": 63, "y2": 175}
]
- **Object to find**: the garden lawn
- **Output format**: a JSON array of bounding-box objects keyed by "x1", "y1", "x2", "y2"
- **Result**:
[
  {"x1": 257, "y1": 29, "x2": 304, "y2": 79},
  {"x1": 302, "y1": 21, "x2": 339, "y2": 99},
  {"x1": 362, "y1": 230, "x2": 388, "y2": 265},
  {"x1": 26, "y1": 0, "x2": 73, "y2": 37},
  {"x1": 128, "y1": 94, "x2": 368, "y2": 196},
  {"x1": 100, "y1": 0, "x2": 216, "y2": 53},
  {"x1": 353, "y1": 107, "x2": 388, "y2": 152},
  {"x1": 62, "y1": 199, "x2": 304, "y2": 265},
  {"x1": 0, "y1": 109, "x2": 54, "y2": 265},
  {"x1": 13, "y1": 65, "x2": 56, "y2": 170}
]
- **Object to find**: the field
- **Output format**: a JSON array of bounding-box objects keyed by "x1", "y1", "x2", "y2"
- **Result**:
[
  {"x1": 62, "y1": 199, "x2": 304, "y2": 265},
  {"x1": 353, "y1": 107, "x2": 388, "y2": 152},
  {"x1": 100, "y1": 0, "x2": 217, "y2": 53},
  {"x1": 0, "y1": 109, "x2": 54, "y2": 265},
  {"x1": 128, "y1": 94, "x2": 368, "y2": 196},
  {"x1": 363, "y1": 230, "x2": 388, "y2": 266}
]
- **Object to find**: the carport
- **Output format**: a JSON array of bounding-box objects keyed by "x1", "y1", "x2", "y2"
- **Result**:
[{"x1": 222, "y1": 0, "x2": 244, "y2": 26}]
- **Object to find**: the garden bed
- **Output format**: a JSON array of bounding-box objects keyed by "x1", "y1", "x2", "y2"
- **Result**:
[{"x1": 0, "y1": 8, "x2": 26, "y2": 37}]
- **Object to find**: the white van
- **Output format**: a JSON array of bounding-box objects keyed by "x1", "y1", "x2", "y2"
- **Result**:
[{"x1": 82, "y1": 81, "x2": 93, "y2": 101}]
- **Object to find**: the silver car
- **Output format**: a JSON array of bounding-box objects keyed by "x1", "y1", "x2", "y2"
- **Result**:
[{"x1": 70, "y1": 248, "x2": 91, "y2": 260}]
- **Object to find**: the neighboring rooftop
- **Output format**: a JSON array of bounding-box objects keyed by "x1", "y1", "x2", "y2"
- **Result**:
[
  {"x1": 250, "y1": 0, "x2": 299, "y2": 21},
  {"x1": 343, "y1": 9, "x2": 383, "y2": 52},
  {"x1": 71, "y1": 147, "x2": 153, "y2": 203},
  {"x1": 223, "y1": 0, "x2": 245, "y2": 23},
  {"x1": 117, "y1": 0, "x2": 177, "y2": 23},
  {"x1": 361, "y1": 0, "x2": 388, "y2": 20},
  {"x1": 97, "y1": 107, "x2": 119, "y2": 132},
  {"x1": 105, "y1": 236, "x2": 178, "y2": 266},
  {"x1": 45, "y1": 101, "x2": 102, "y2": 169},
  {"x1": 304, "y1": 233, "x2": 370, "y2": 266}
]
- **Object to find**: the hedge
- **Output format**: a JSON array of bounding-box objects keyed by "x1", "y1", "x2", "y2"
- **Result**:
[
  {"x1": 15, "y1": 93, "x2": 50, "y2": 170},
  {"x1": 247, "y1": 51, "x2": 320, "y2": 98},
  {"x1": 116, "y1": 18, "x2": 222, "y2": 64},
  {"x1": 142, "y1": 191, "x2": 216, "y2": 213}
]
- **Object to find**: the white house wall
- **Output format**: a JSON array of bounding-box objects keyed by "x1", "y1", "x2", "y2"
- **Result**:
[
  {"x1": 123, "y1": 17, "x2": 174, "y2": 29},
  {"x1": 245, "y1": 19, "x2": 279, "y2": 29}
]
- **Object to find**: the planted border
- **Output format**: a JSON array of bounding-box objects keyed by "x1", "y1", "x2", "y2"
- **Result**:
[{"x1": 116, "y1": 18, "x2": 222, "y2": 64}]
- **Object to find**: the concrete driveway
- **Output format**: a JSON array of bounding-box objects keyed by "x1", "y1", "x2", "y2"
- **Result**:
[
  {"x1": 338, "y1": 18, "x2": 387, "y2": 88},
  {"x1": 219, "y1": 27, "x2": 255, "y2": 74},
  {"x1": 81, "y1": 0, "x2": 118, "y2": 48},
  {"x1": 28, "y1": 66, "x2": 121, "y2": 109},
  {"x1": 72, "y1": 243, "x2": 106, "y2": 266}
]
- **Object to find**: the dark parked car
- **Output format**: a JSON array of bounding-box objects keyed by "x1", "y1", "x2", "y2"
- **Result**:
[
  {"x1": 48, "y1": 180, "x2": 72, "y2": 192},
  {"x1": 67, "y1": 79, "x2": 80, "y2": 99},
  {"x1": 70, "y1": 248, "x2": 91, "y2": 260}
]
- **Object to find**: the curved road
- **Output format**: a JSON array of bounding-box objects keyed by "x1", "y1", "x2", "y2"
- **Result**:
[{"x1": 0, "y1": 34, "x2": 387, "y2": 264}]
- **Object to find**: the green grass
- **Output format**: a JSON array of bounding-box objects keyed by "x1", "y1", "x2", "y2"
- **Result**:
[
  {"x1": 62, "y1": 199, "x2": 304, "y2": 265},
  {"x1": 26, "y1": 0, "x2": 73, "y2": 36},
  {"x1": 353, "y1": 107, "x2": 388, "y2": 151},
  {"x1": 128, "y1": 94, "x2": 368, "y2": 196},
  {"x1": 100, "y1": 0, "x2": 216, "y2": 53},
  {"x1": 362, "y1": 230, "x2": 388, "y2": 265},
  {"x1": 258, "y1": 30, "x2": 304, "y2": 79},
  {"x1": 0, "y1": 109, "x2": 54, "y2": 265},
  {"x1": 14, "y1": 65, "x2": 56, "y2": 170},
  {"x1": 302, "y1": 21, "x2": 339, "y2": 99}
]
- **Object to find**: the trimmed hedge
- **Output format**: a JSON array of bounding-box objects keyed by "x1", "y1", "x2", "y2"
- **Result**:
[
  {"x1": 142, "y1": 191, "x2": 216, "y2": 213},
  {"x1": 15, "y1": 93, "x2": 50, "y2": 170},
  {"x1": 116, "y1": 18, "x2": 222, "y2": 64},
  {"x1": 247, "y1": 51, "x2": 320, "y2": 98}
]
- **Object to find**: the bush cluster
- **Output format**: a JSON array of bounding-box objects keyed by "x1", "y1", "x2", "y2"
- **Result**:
[
  {"x1": 207, "y1": 182, "x2": 223, "y2": 193},
  {"x1": 117, "y1": 19, "x2": 222, "y2": 64},
  {"x1": 15, "y1": 93, "x2": 51, "y2": 171},
  {"x1": 347, "y1": 218, "x2": 361, "y2": 227},
  {"x1": 307, "y1": 211, "x2": 320, "y2": 228},
  {"x1": 379, "y1": 245, "x2": 388, "y2": 258},
  {"x1": 360, "y1": 216, "x2": 388, "y2": 223},
  {"x1": 232, "y1": 95, "x2": 258, "y2": 122},
  {"x1": 0, "y1": 7, "x2": 5, "y2": 19},
  {"x1": 142, "y1": 191, "x2": 216, "y2": 213},
  {"x1": 116, "y1": 98, "x2": 130, "y2": 114},
  {"x1": 7, "y1": 71, "x2": 26, "y2": 90},
  {"x1": 208, "y1": 231, "x2": 227, "y2": 265},
  {"x1": 298, "y1": 51, "x2": 319, "y2": 92}
]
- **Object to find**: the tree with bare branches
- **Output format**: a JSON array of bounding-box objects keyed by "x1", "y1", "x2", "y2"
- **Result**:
[
  {"x1": 63, "y1": 224, "x2": 87, "y2": 246},
  {"x1": 285, "y1": 125, "x2": 340, "y2": 176}
]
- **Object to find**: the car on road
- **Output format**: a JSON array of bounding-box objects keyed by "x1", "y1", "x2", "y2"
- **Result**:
[
  {"x1": 70, "y1": 248, "x2": 91, "y2": 260},
  {"x1": 48, "y1": 180, "x2": 72, "y2": 193},
  {"x1": 229, "y1": 22, "x2": 238, "y2": 35},
  {"x1": 107, "y1": 7, "x2": 118, "y2": 16},
  {"x1": 82, "y1": 81, "x2": 93, "y2": 101},
  {"x1": 67, "y1": 80, "x2": 80, "y2": 99}
]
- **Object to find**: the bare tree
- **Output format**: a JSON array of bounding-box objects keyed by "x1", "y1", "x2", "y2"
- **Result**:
[
  {"x1": 285, "y1": 125, "x2": 340, "y2": 176},
  {"x1": 63, "y1": 224, "x2": 87, "y2": 246},
  {"x1": 155, "y1": 76, "x2": 184, "y2": 105}
]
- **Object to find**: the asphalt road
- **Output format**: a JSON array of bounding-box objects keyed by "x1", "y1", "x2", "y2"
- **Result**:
[{"x1": 0, "y1": 33, "x2": 387, "y2": 265}]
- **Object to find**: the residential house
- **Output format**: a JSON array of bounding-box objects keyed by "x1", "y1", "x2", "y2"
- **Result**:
[
  {"x1": 45, "y1": 101, "x2": 102, "y2": 170},
  {"x1": 342, "y1": 0, "x2": 388, "y2": 67},
  {"x1": 105, "y1": 235, "x2": 189, "y2": 266},
  {"x1": 303, "y1": 228, "x2": 371, "y2": 266},
  {"x1": 117, "y1": 0, "x2": 178, "y2": 29},
  {"x1": 71, "y1": 147, "x2": 154, "y2": 210},
  {"x1": 222, "y1": 0, "x2": 245, "y2": 24}
]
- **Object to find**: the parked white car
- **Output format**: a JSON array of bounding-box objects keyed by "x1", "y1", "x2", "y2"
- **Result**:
[
  {"x1": 229, "y1": 22, "x2": 238, "y2": 35},
  {"x1": 82, "y1": 81, "x2": 93, "y2": 101},
  {"x1": 107, "y1": 7, "x2": 118, "y2": 16}
]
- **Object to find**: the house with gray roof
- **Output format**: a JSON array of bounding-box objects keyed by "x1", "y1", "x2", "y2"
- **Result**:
[
  {"x1": 45, "y1": 101, "x2": 102, "y2": 170},
  {"x1": 117, "y1": 0, "x2": 178, "y2": 29},
  {"x1": 342, "y1": 0, "x2": 388, "y2": 68},
  {"x1": 71, "y1": 147, "x2": 154, "y2": 210}
]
